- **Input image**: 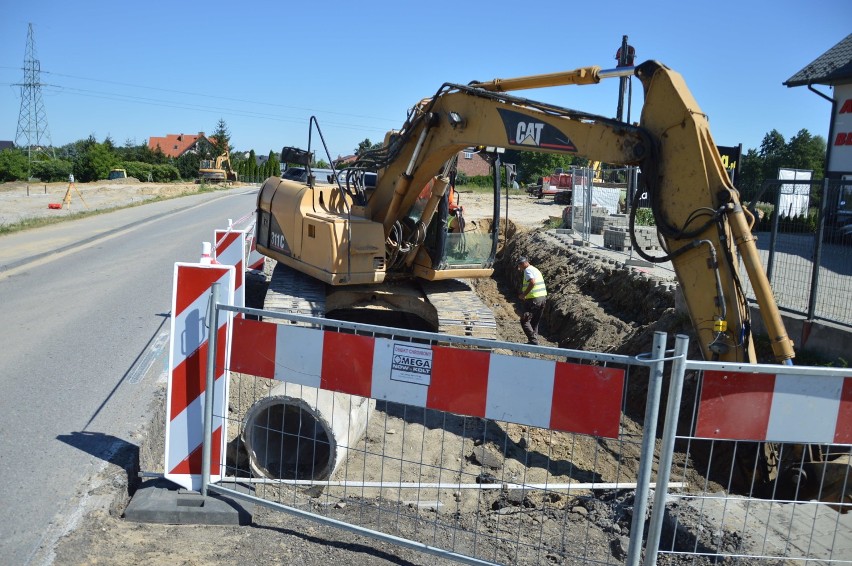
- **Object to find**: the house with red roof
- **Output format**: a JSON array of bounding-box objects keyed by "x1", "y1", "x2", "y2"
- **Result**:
[{"x1": 147, "y1": 132, "x2": 214, "y2": 158}]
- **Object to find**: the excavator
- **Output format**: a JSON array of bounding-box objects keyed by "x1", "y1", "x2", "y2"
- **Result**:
[
  {"x1": 198, "y1": 151, "x2": 238, "y2": 184},
  {"x1": 254, "y1": 60, "x2": 849, "y2": 508}
]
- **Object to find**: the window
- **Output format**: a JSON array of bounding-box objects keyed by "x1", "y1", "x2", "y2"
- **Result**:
[{"x1": 463, "y1": 152, "x2": 473, "y2": 159}]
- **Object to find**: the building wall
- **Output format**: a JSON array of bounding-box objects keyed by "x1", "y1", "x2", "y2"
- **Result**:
[{"x1": 456, "y1": 150, "x2": 491, "y2": 177}]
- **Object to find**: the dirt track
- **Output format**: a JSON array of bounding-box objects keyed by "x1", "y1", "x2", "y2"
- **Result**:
[{"x1": 9, "y1": 181, "x2": 728, "y2": 565}]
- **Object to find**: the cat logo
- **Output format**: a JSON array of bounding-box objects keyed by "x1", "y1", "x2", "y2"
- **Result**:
[
  {"x1": 516, "y1": 122, "x2": 545, "y2": 146},
  {"x1": 497, "y1": 108, "x2": 577, "y2": 152}
]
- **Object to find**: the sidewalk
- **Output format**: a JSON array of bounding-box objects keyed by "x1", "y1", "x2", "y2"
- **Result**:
[{"x1": 548, "y1": 228, "x2": 677, "y2": 282}]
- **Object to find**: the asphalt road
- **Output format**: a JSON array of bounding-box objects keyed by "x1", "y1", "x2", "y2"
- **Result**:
[{"x1": 0, "y1": 187, "x2": 259, "y2": 565}]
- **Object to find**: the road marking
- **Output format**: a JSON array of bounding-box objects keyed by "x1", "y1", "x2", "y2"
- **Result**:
[{"x1": 128, "y1": 330, "x2": 169, "y2": 384}]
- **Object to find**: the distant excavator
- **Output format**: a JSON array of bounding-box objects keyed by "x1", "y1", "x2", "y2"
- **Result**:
[{"x1": 198, "y1": 151, "x2": 237, "y2": 184}]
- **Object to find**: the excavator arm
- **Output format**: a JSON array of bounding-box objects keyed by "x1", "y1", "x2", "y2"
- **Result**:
[{"x1": 358, "y1": 61, "x2": 792, "y2": 364}]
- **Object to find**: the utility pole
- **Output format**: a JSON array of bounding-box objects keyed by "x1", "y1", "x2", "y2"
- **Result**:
[
  {"x1": 15, "y1": 23, "x2": 55, "y2": 179},
  {"x1": 615, "y1": 35, "x2": 635, "y2": 123},
  {"x1": 615, "y1": 36, "x2": 637, "y2": 215}
]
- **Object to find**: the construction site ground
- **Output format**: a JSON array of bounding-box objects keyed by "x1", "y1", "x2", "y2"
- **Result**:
[{"x1": 3, "y1": 180, "x2": 848, "y2": 564}]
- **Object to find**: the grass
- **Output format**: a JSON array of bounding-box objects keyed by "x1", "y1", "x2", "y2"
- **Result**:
[
  {"x1": 0, "y1": 183, "x2": 230, "y2": 237},
  {"x1": 543, "y1": 217, "x2": 563, "y2": 230}
]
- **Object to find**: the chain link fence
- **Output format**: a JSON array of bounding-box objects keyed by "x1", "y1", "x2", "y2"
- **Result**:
[
  {"x1": 213, "y1": 309, "x2": 677, "y2": 565},
  {"x1": 741, "y1": 178, "x2": 852, "y2": 327}
]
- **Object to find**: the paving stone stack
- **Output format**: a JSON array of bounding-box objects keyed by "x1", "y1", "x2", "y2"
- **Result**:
[
  {"x1": 603, "y1": 224, "x2": 658, "y2": 251},
  {"x1": 603, "y1": 226, "x2": 632, "y2": 251},
  {"x1": 589, "y1": 209, "x2": 609, "y2": 234},
  {"x1": 600, "y1": 213, "x2": 628, "y2": 234}
]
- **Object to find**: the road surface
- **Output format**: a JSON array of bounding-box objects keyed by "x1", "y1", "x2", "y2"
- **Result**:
[{"x1": 0, "y1": 187, "x2": 258, "y2": 564}]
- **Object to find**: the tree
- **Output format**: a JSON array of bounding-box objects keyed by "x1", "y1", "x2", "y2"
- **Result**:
[
  {"x1": 247, "y1": 150, "x2": 258, "y2": 180},
  {"x1": 785, "y1": 129, "x2": 825, "y2": 174},
  {"x1": 266, "y1": 150, "x2": 281, "y2": 177},
  {"x1": 72, "y1": 136, "x2": 117, "y2": 182},
  {"x1": 758, "y1": 129, "x2": 788, "y2": 181},
  {"x1": 738, "y1": 148, "x2": 764, "y2": 202},
  {"x1": 735, "y1": 128, "x2": 825, "y2": 205},
  {"x1": 0, "y1": 149, "x2": 29, "y2": 182},
  {"x1": 355, "y1": 138, "x2": 382, "y2": 156},
  {"x1": 503, "y1": 150, "x2": 576, "y2": 185},
  {"x1": 211, "y1": 119, "x2": 231, "y2": 157},
  {"x1": 175, "y1": 152, "x2": 201, "y2": 180}
]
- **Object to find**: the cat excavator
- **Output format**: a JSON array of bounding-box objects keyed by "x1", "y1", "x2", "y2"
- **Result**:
[{"x1": 255, "y1": 60, "x2": 849, "y2": 507}]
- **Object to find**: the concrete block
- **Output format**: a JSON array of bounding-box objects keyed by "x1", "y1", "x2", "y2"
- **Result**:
[{"x1": 125, "y1": 478, "x2": 252, "y2": 525}]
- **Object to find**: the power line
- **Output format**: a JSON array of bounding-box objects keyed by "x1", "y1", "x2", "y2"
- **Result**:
[
  {"x1": 1, "y1": 63, "x2": 399, "y2": 128},
  {"x1": 38, "y1": 84, "x2": 389, "y2": 134},
  {"x1": 38, "y1": 69, "x2": 398, "y2": 124}
]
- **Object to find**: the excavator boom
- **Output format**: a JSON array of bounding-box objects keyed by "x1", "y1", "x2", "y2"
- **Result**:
[{"x1": 258, "y1": 61, "x2": 794, "y2": 362}]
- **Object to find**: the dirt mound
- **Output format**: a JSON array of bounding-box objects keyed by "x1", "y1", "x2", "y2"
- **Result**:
[{"x1": 480, "y1": 227, "x2": 690, "y2": 356}]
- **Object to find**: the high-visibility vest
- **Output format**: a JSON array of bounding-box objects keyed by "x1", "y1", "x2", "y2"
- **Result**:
[{"x1": 522, "y1": 265, "x2": 547, "y2": 299}]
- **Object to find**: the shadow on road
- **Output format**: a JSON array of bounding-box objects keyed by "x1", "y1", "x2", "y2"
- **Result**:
[{"x1": 57, "y1": 431, "x2": 140, "y2": 491}]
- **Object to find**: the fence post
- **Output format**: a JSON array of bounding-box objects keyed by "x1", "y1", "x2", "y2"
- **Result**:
[
  {"x1": 626, "y1": 331, "x2": 667, "y2": 566},
  {"x1": 807, "y1": 178, "x2": 830, "y2": 321},
  {"x1": 201, "y1": 282, "x2": 220, "y2": 497},
  {"x1": 643, "y1": 334, "x2": 689, "y2": 566},
  {"x1": 767, "y1": 180, "x2": 780, "y2": 283}
]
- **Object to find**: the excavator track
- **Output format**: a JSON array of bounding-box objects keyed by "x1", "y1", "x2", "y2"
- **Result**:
[
  {"x1": 264, "y1": 262, "x2": 326, "y2": 322},
  {"x1": 420, "y1": 279, "x2": 498, "y2": 340},
  {"x1": 263, "y1": 262, "x2": 496, "y2": 339}
]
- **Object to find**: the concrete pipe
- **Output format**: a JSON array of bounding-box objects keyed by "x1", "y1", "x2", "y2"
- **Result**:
[{"x1": 241, "y1": 382, "x2": 374, "y2": 481}]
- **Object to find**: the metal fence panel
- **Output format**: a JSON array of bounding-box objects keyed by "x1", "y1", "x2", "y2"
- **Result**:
[
  {"x1": 213, "y1": 307, "x2": 669, "y2": 565},
  {"x1": 741, "y1": 179, "x2": 852, "y2": 327},
  {"x1": 651, "y1": 358, "x2": 852, "y2": 564}
]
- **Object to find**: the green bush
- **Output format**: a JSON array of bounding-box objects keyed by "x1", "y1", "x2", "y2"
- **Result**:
[
  {"x1": 151, "y1": 164, "x2": 180, "y2": 183},
  {"x1": 755, "y1": 204, "x2": 818, "y2": 233},
  {"x1": 457, "y1": 174, "x2": 493, "y2": 188},
  {"x1": 0, "y1": 149, "x2": 31, "y2": 181},
  {"x1": 31, "y1": 159, "x2": 73, "y2": 182},
  {"x1": 634, "y1": 207, "x2": 655, "y2": 226},
  {"x1": 122, "y1": 161, "x2": 154, "y2": 181}
]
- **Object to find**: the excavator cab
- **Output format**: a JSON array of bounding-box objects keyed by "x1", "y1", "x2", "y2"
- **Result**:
[{"x1": 405, "y1": 178, "x2": 491, "y2": 271}]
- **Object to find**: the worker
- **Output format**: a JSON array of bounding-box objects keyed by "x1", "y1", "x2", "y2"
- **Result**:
[
  {"x1": 447, "y1": 207, "x2": 465, "y2": 233},
  {"x1": 517, "y1": 257, "x2": 547, "y2": 345}
]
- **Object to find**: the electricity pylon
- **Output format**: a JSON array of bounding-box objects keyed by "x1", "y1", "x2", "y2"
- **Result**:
[{"x1": 15, "y1": 22, "x2": 56, "y2": 175}]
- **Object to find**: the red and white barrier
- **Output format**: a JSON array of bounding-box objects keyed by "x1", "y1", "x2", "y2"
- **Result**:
[
  {"x1": 696, "y1": 370, "x2": 852, "y2": 444},
  {"x1": 214, "y1": 229, "x2": 246, "y2": 311},
  {"x1": 246, "y1": 233, "x2": 265, "y2": 274},
  {"x1": 165, "y1": 262, "x2": 235, "y2": 491},
  {"x1": 228, "y1": 318, "x2": 625, "y2": 438}
]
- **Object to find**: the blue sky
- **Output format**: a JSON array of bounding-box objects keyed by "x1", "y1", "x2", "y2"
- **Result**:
[{"x1": 2, "y1": 1, "x2": 850, "y2": 162}]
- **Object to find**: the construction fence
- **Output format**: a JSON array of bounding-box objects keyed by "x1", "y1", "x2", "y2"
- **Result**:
[
  {"x1": 163, "y1": 244, "x2": 852, "y2": 565},
  {"x1": 738, "y1": 178, "x2": 852, "y2": 328}
]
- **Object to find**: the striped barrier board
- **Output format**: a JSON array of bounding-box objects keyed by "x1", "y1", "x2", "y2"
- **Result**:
[
  {"x1": 164, "y1": 262, "x2": 235, "y2": 491},
  {"x1": 228, "y1": 317, "x2": 625, "y2": 438},
  {"x1": 696, "y1": 370, "x2": 852, "y2": 444},
  {"x1": 246, "y1": 232, "x2": 265, "y2": 274},
  {"x1": 214, "y1": 229, "x2": 246, "y2": 311}
]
